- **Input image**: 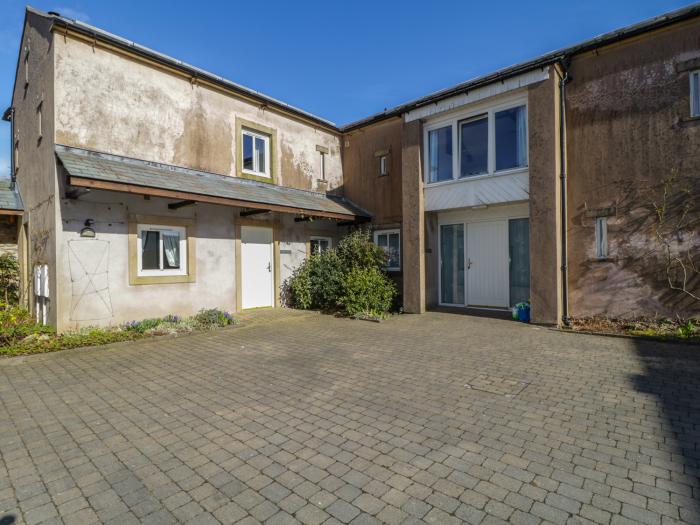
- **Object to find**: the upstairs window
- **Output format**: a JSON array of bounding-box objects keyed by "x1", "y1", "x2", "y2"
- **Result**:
[
  {"x1": 460, "y1": 114, "x2": 488, "y2": 177},
  {"x1": 428, "y1": 126, "x2": 453, "y2": 183},
  {"x1": 691, "y1": 70, "x2": 700, "y2": 118},
  {"x1": 242, "y1": 129, "x2": 270, "y2": 177},
  {"x1": 425, "y1": 100, "x2": 528, "y2": 184},
  {"x1": 379, "y1": 154, "x2": 388, "y2": 176},
  {"x1": 374, "y1": 229, "x2": 401, "y2": 271},
  {"x1": 495, "y1": 105, "x2": 527, "y2": 170}
]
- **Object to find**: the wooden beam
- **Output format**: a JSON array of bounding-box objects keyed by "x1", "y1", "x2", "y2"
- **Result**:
[
  {"x1": 240, "y1": 209, "x2": 269, "y2": 217},
  {"x1": 294, "y1": 217, "x2": 313, "y2": 223},
  {"x1": 168, "y1": 200, "x2": 195, "y2": 210},
  {"x1": 0, "y1": 209, "x2": 23, "y2": 216},
  {"x1": 68, "y1": 176, "x2": 358, "y2": 221}
]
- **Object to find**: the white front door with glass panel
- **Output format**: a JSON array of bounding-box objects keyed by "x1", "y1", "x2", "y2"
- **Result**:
[
  {"x1": 241, "y1": 226, "x2": 274, "y2": 309},
  {"x1": 466, "y1": 221, "x2": 509, "y2": 307}
]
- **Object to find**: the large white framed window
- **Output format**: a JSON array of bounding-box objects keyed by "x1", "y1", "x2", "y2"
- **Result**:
[
  {"x1": 310, "y1": 236, "x2": 332, "y2": 255},
  {"x1": 242, "y1": 129, "x2": 270, "y2": 177},
  {"x1": 374, "y1": 229, "x2": 400, "y2": 271},
  {"x1": 691, "y1": 70, "x2": 700, "y2": 118},
  {"x1": 136, "y1": 224, "x2": 187, "y2": 277},
  {"x1": 425, "y1": 97, "x2": 528, "y2": 184}
]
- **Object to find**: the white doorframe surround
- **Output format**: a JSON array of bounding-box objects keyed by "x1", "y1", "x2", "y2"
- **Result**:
[{"x1": 241, "y1": 225, "x2": 274, "y2": 309}]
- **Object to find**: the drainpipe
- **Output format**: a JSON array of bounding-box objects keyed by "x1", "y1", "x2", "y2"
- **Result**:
[
  {"x1": 557, "y1": 60, "x2": 570, "y2": 326},
  {"x1": 2, "y1": 107, "x2": 15, "y2": 190}
]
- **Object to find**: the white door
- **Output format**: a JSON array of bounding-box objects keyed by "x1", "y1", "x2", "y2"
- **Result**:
[
  {"x1": 241, "y1": 226, "x2": 274, "y2": 309},
  {"x1": 466, "y1": 221, "x2": 509, "y2": 308}
]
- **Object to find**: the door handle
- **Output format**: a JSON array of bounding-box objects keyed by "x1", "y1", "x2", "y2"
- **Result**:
[
  {"x1": 267, "y1": 262, "x2": 272, "y2": 272},
  {"x1": 467, "y1": 258, "x2": 473, "y2": 269}
]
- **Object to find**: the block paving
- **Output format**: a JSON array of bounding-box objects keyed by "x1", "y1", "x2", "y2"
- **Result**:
[{"x1": 0, "y1": 309, "x2": 699, "y2": 524}]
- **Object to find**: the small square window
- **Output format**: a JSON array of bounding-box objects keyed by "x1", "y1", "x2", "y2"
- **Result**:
[
  {"x1": 310, "y1": 236, "x2": 332, "y2": 255},
  {"x1": 242, "y1": 129, "x2": 270, "y2": 177},
  {"x1": 137, "y1": 224, "x2": 187, "y2": 276},
  {"x1": 691, "y1": 70, "x2": 700, "y2": 118},
  {"x1": 374, "y1": 230, "x2": 400, "y2": 271},
  {"x1": 595, "y1": 217, "x2": 608, "y2": 259}
]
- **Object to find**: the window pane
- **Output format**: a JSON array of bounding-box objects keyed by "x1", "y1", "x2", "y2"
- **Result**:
[
  {"x1": 243, "y1": 133, "x2": 254, "y2": 171},
  {"x1": 508, "y1": 218, "x2": 530, "y2": 306},
  {"x1": 440, "y1": 224, "x2": 464, "y2": 304},
  {"x1": 692, "y1": 72, "x2": 700, "y2": 117},
  {"x1": 255, "y1": 137, "x2": 266, "y2": 174},
  {"x1": 428, "y1": 126, "x2": 453, "y2": 183},
  {"x1": 495, "y1": 106, "x2": 527, "y2": 171},
  {"x1": 387, "y1": 233, "x2": 400, "y2": 268},
  {"x1": 460, "y1": 116, "x2": 488, "y2": 177},
  {"x1": 595, "y1": 217, "x2": 608, "y2": 258},
  {"x1": 377, "y1": 234, "x2": 387, "y2": 248},
  {"x1": 162, "y1": 231, "x2": 180, "y2": 269},
  {"x1": 141, "y1": 231, "x2": 160, "y2": 270}
]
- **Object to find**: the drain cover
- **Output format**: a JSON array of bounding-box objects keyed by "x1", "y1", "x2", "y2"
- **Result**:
[{"x1": 464, "y1": 374, "x2": 530, "y2": 397}]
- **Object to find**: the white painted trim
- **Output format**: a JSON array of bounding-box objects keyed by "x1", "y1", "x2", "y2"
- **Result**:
[
  {"x1": 241, "y1": 129, "x2": 271, "y2": 178},
  {"x1": 373, "y1": 229, "x2": 401, "y2": 271},
  {"x1": 424, "y1": 93, "x2": 528, "y2": 187},
  {"x1": 406, "y1": 67, "x2": 549, "y2": 123},
  {"x1": 136, "y1": 224, "x2": 188, "y2": 277}
]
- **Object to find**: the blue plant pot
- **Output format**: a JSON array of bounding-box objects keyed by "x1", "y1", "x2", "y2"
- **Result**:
[{"x1": 517, "y1": 303, "x2": 531, "y2": 323}]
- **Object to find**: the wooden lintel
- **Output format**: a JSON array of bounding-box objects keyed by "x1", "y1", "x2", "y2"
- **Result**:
[
  {"x1": 0, "y1": 209, "x2": 23, "y2": 216},
  {"x1": 240, "y1": 209, "x2": 269, "y2": 217},
  {"x1": 168, "y1": 200, "x2": 195, "y2": 210},
  {"x1": 68, "y1": 176, "x2": 357, "y2": 221}
]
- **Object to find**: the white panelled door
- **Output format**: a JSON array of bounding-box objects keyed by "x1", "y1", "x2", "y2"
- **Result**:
[
  {"x1": 466, "y1": 221, "x2": 509, "y2": 308},
  {"x1": 241, "y1": 226, "x2": 274, "y2": 309}
]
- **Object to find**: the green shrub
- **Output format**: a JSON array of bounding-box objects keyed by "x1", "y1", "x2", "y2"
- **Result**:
[
  {"x1": 124, "y1": 317, "x2": 163, "y2": 333},
  {"x1": 284, "y1": 228, "x2": 396, "y2": 318},
  {"x1": 193, "y1": 308, "x2": 235, "y2": 330},
  {"x1": 0, "y1": 254, "x2": 20, "y2": 305},
  {"x1": 340, "y1": 267, "x2": 396, "y2": 318},
  {"x1": 0, "y1": 304, "x2": 53, "y2": 346}
]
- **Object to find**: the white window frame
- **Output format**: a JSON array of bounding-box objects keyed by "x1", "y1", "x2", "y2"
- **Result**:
[
  {"x1": 379, "y1": 155, "x2": 388, "y2": 176},
  {"x1": 241, "y1": 129, "x2": 271, "y2": 178},
  {"x1": 136, "y1": 224, "x2": 188, "y2": 277},
  {"x1": 595, "y1": 217, "x2": 608, "y2": 259},
  {"x1": 691, "y1": 70, "x2": 700, "y2": 118},
  {"x1": 309, "y1": 236, "x2": 332, "y2": 255},
  {"x1": 374, "y1": 229, "x2": 401, "y2": 271},
  {"x1": 423, "y1": 95, "x2": 528, "y2": 186}
]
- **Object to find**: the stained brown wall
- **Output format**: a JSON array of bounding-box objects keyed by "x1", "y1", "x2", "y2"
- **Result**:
[
  {"x1": 342, "y1": 118, "x2": 403, "y2": 226},
  {"x1": 566, "y1": 19, "x2": 700, "y2": 318}
]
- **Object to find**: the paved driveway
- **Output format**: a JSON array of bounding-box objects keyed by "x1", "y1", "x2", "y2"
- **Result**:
[{"x1": 1, "y1": 310, "x2": 699, "y2": 525}]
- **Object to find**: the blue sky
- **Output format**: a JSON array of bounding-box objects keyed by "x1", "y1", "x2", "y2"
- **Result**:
[{"x1": 0, "y1": 0, "x2": 695, "y2": 178}]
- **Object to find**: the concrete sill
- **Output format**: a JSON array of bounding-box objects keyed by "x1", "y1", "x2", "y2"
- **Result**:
[{"x1": 678, "y1": 116, "x2": 700, "y2": 127}]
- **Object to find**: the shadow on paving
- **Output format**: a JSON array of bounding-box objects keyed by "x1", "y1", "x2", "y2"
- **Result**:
[{"x1": 630, "y1": 338, "x2": 700, "y2": 523}]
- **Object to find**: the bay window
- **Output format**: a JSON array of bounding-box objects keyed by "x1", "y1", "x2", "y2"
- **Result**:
[{"x1": 425, "y1": 100, "x2": 528, "y2": 184}]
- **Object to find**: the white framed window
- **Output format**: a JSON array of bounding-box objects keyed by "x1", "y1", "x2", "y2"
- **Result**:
[
  {"x1": 242, "y1": 129, "x2": 270, "y2": 177},
  {"x1": 310, "y1": 236, "x2": 332, "y2": 255},
  {"x1": 379, "y1": 155, "x2": 388, "y2": 176},
  {"x1": 595, "y1": 217, "x2": 608, "y2": 259},
  {"x1": 320, "y1": 151, "x2": 326, "y2": 180},
  {"x1": 691, "y1": 70, "x2": 700, "y2": 118},
  {"x1": 374, "y1": 229, "x2": 400, "y2": 271},
  {"x1": 136, "y1": 224, "x2": 187, "y2": 276},
  {"x1": 37, "y1": 101, "x2": 42, "y2": 139},
  {"x1": 425, "y1": 98, "x2": 528, "y2": 184}
]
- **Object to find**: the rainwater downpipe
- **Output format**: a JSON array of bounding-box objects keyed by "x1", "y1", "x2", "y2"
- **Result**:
[{"x1": 558, "y1": 60, "x2": 570, "y2": 326}]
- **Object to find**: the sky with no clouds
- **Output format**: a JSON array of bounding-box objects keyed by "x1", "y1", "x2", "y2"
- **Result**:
[{"x1": 0, "y1": 0, "x2": 695, "y2": 178}]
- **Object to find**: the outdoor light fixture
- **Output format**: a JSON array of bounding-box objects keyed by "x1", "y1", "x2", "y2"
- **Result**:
[{"x1": 80, "y1": 218, "x2": 96, "y2": 238}]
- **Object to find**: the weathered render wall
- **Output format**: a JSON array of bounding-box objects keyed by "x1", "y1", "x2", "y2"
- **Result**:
[
  {"x1": 53, "y1": 34, "x2": 342, "y2": 194},
  {"x1": 528, "y1": 73, "x2": 562, "y2": 324},
  {"x1": 54, "y1": 189, "x2": 337, "y2": 331},
  {"x1": 566, "y1": 19, "x2": 700, "y2": 318},
  {"x1": 13, "y1": 13, "x2": 58, "y2": 320},
  {"x1": 342, "y1": 118, "x2": 403, "y2": 226}
]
